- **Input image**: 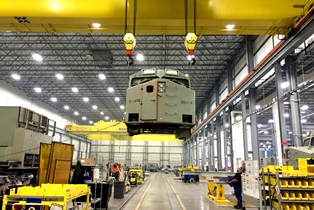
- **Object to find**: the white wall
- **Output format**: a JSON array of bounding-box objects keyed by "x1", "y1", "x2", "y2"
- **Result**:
[{"x1": 0, "y1": 81, "x2": 73, "y2": 129}]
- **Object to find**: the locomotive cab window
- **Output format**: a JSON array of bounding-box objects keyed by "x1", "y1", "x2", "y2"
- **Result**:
[{"x1": 146, "y1": 85, "x2": 154, "y2": 92}]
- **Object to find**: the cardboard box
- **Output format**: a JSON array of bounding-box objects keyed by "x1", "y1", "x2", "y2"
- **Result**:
[{"x1": 80, "y1": 158, "x2": 95, "y2": 166}]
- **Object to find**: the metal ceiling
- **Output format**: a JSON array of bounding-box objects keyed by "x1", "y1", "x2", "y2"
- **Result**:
[{"x1": 0, "y1": 33, "x2": 245, "y2": 124}]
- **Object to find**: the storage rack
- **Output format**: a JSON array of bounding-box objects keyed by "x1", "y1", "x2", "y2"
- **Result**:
[{"x1": 2, "y1": 184, "x2": 90, "y2": 210}]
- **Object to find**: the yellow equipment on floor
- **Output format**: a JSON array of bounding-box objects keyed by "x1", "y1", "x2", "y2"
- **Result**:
[
  {"x1": 178, "y1": 163, "x2": 198, "y2": 177},
  {"x1": 129, "y1": 169, "x2": 143, "y2": 185},
  {"x1": 2, "y1": 184, "x2": 90, "y2": 210}
]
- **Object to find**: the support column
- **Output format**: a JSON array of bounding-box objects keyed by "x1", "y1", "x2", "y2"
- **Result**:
[
  {"x1": 202, "y1": 127, "x2": 207, "y2": 170},
  {"x1": 249, "y1": 88, "x2": 260, "y2": 161},
  {"x1": 227, "y1": 64, "x2": 233, "y2": 93},
  {"x1": 216, "y1": 117, "x2": 222, "y2": 169},
  {"x1": 274, "y1": 62, "x2": 287, "y2": 164},
  {"x1": 246, "y1": 35, "x2": 254, "y2": 72},
  {"x1": 216, "y1": 84, "x2": 220, "y2": 106},
  {"x1": 196, "y1": 133, "x2": 200, "y2": 168},
  {"x1": 223, "y1": 109, "x2": 228, "y2": 170},
  {"x1": 286, "y1": 56, "x2": 303, "y2": 146},
  {"x1": 228, "y1": 107, "x2": 234, "y2": 171},
  {"x1": 241, "y1": 93, "x2": 249, "y2": 160},
  {"x1": 191, "y1": 137, "x2": 195, "y2": 165}
]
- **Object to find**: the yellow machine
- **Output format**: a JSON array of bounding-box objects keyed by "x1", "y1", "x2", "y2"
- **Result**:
[
  {"x1": 2, "y1": 184, "x2": 90, "y2": 210},
  {"x1": 178, "y1": 163, "x2": 198, "y2": 177},
  {"x1": 129, "y1": 169, "x2": 143, "y2": 186}
]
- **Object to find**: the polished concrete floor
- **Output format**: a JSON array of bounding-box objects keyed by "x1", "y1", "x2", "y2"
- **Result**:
[{"x1": 108, "y1": 172, "x2": 259, "y2": 210}]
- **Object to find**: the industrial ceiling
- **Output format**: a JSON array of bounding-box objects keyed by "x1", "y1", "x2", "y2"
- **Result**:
[{"x1": 0, "y1": 0, "x2": 311, "y2": 125}]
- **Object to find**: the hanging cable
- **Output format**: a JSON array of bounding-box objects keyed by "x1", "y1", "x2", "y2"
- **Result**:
[
  {"x1": 125, "y1": 0, "x2": 128, "y2": 34},
  {"x1": 133, "y1": 0, "x2": 137, "y2": 35},
  {"x1": 194, "y1": 0, "x2": 196, "y2": 34},
  {"x1": 185, "y1": 0, "x2": 188, "y2": 35}
]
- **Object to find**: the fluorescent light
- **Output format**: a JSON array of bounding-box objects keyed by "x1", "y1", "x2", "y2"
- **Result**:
[
  {"x1": 264, "y1": 131, "x2": 269, "y2": 134},
  {"x1": 34, "y1": 87, "x2": 42, "y2": 93},
  {"x1": 266, "y1": 141, "x2": 270, "y2": 144},
  {"x1": 92, "y1": 105, "x2": 98, "y2": 109},
  {"x1": 226, "y1": 24, "x2": 235, "y2": 30},
  {"x1": 136, "y1": 54, "x2": 144, "y2": 61},
  {"x1": 32, "y1": 53, "x2": 43, "y2": 61},
  {"x1": 56, "y1": 74, "x2": 64, "y2": 80},
  {"x1": 51, "y1": 97, "x2": 57, "y2": 102},
  {"x1": 301, "y1": 105, "x2": 309, "y2": 110},
  {"x1": 74, "y1": 111, "x2": 79, "y2": 115},
  {"x1": 99, "y1": 73, "x2": 106, "y2": 80},
  {"x1": 64, "y1": 105, "x2": 70, "y2": 110},
  {"x1": 82, "y1": 116, "x2": 87, "y2": 120},
  {"x1": 108, "y1": 87, "x2": 114, "y2": 92},
  {"x1": 105, "y1": 116, "x2": 109, "y2": 120},
  {"x1": 92, "y1": 23, "x2": 101, "y2": 28},
  {"x1": 225, "y1": 123, "x2": 230, "y2": 128},
  {"x1": 303, "y1": 134, "x2": 307, "y2": 137},
  {"x1": 284, "y1": 113, "x2": 289, "y2": 118},
  {"x1": 72, "y1": 87, "x2": 78, "y2": 92},
  {"x1": 235, "y1": 115, "x2": 242, "y2": 121},
  {"x1": 281, "y1": 82, "x2": 290, "y2": 89},
  {"x1": 83, "y1": 97, "x2": 89, "y2": 102},
  {"x1": 255, "y1": 105, "x2": 261, "y2": 110},
  {"x1": 89, "y1": 120, "x2": 93, "y2": 124},
  {"x1": 185, "y1": 74, "x2": 189, "y2": 77},
  {"x1": 289, "y1": 131, "x2": 292, "y2": 134},
  {"x1": 115, "y1": 97, "x2": 120, "y2": 102},
  {"x1": 284, "y1": 102, "x2": 290, "y2": 105},
  {"x1": 268, "y1": 119, "x2": 274, "y2": 123},
  {"x1": 258, "y1": 124, "x2": 263, "y2": 128},
  {"x1": 301, "y1": 119, "x2": 307, "y2": 123},
  {"x1": 100, "y1": 112, "x2": 104, "y2": 115},
  {"x1": 11, "y1": 74, "x2": 21, "y2": 80},
  {"x1": 120, "y1": 105, "x2": 125, "y2": 110}
]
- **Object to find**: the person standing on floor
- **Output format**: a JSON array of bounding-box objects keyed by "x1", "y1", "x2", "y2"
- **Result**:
[{"x1": 229, "y1": 167, "x2": 242, "y2": 209}]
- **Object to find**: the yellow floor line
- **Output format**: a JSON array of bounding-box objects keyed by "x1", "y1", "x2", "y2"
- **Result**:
[
  {"x1": 134, "y1": 174, "x2": 156, "y2": 210},
  {"x1": 166, "y1": 176, "x2": 186, "y2": 210}
]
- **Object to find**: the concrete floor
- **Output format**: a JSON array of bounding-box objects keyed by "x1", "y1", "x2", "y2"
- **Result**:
[{"x1": 108, "y1": 172, "x2": 259, "y2": 210}]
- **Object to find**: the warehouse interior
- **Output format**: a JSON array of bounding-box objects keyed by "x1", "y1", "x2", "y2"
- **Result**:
[{"x1": 1, "y1": 0, "x2": 314, "y2": 210}]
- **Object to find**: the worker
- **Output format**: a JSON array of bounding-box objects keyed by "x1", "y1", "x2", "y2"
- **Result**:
[
  {"x1": 112, "y1": 164, "x2": 120, "y2": 181},
  {"x1": 229, "y1": 167, "x2": 242, "y2": 209}
]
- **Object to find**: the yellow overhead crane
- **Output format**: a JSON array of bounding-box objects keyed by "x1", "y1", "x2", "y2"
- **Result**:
[
  {"x1": 0, "y1": 0, "x2": 313, "y2": 35},
  {"x1": 65, "y1": 120, "x2": 182, "y2": 142}
]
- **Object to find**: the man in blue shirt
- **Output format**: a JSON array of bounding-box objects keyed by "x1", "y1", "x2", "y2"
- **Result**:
[{"x1": 229, "y1": 167, "x2": 242, "y2": 209}]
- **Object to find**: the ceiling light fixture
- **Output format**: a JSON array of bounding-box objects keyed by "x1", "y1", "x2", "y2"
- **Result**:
[
  {"x1": 255, "y1": 105, "x2": 261, "y2": 110},
  {"x1": 284, "y1": 113, "x2": 289, "y2": 118},
  {"x1": 74, "y1": 111, "x2": 79, "y2": 115},
  {"x1": 301, "y1": 105, "x2": 309, "y2": 110},
  {"x1": 72, "y1": 87, "x2": 78, "y2": 93},
  {"x1": 89, "y1": 121, "x2": 93, "y2": 124},
  {"x1": 226, "y1": 24, "x2": 235, "y2": 30},
  {"x1": 56, "y1": 74, "x2": 64, "y2": 80},
  {"x1": 64, "y1": 105, "x2": 70, "y2": 110},
  {"x1": 92, "y1": 23, "x2": 101, "y2": 28},
  {"x1": 264, "y1": 131, "x2": 269, "y2": 134},
  {"x1": 11, "y1": 74, "x2": 21, "y2": 80},
  {"x1": 34, "y1": 87, "x2": 42, "y2": 93},
  {"x1": 115, "y1": 97, "x2": 120, "y2": 102},
  {"x1": 185, "y1": 74, "x2": 189, "y2": 77},
  {"x1": 105, "y1": 116, "x2": 109, "y2": 120},
  {"x1": 82, "y1": 116, "x2": 87, "y2": 120},
  {"x1": 257, "y1": 124, "x2": 263, "y2": 128},
  {"x1": 225, "y1": 123, "x2": 230, "y2": 128},
  {"x1": 108, "y1": 87, "x2": 114, "y2": 92},
  {"x1": 99, "y1": 73, "x2": 106, "y2": 80},
  {"x1": 136, "y1": 54, "x2": 144, "y2": 61},
  {"x1": 120, "y1": 105, "x2": 125, "y2": 110},
  {"x1": 83, "y1": 97, "x2": 89, "y2": 102},
  {"x1": 235, "y1": 115, "x2": 242, "y2": 121},
  {"x1": 268, "y1": 119, "x2": 274, "y2": 123},
  {"x1": 301, "y1": 119, "x2": 307, "y2": 123},
  {"x1": 51, "y1": 97, "x2": 57, "y2": 102},
  {"x1": 92, "y1": 105, "x2": 98, "y2": 109},
  {"x1": 281, "y1": 81, "x2": 290, "y2": 89},
  {"x1": 32, "y1": 53, "x2": 43, "y2": 61},
  {"x1": 100, "y1": 112, "x2": 104, "y2": 115}
]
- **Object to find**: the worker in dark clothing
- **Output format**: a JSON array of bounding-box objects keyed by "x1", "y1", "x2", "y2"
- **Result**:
[{"x1": 230, "y1": 167, "x2": 242, "y2": 209}]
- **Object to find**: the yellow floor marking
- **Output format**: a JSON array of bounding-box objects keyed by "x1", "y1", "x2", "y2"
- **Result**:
[
  {"x1": 135, "y1": 174, "x2": 156, "y2": 210},
  {"x1": 166, "y1": 176, "x2": 187, "y2": 210}
]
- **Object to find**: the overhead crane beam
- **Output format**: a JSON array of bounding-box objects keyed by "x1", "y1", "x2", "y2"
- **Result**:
[
  {"x1": 0, "y1": 0, "x2": 311, "y2": 35},
  {"x1": 65, "y1": 120, "x2": 182, "y2": 142}
]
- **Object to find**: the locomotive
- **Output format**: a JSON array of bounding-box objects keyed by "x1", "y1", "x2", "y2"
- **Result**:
[{"x1": 124, "y1": 69, "x2": 195, "y2": 140}]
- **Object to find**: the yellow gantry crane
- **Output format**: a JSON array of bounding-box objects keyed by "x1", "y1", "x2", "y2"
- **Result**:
[{"x1": 65, "y1": 120, "x2": 182, "y2": 142}]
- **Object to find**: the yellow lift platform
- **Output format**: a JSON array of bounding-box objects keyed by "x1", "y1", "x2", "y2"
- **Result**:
[
  {"x1": 65, "y1": 120, "x2": 182, "y2": 142},
  {"x1": 2, "y1": 184, "x2": 90, "y2": 210}
]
